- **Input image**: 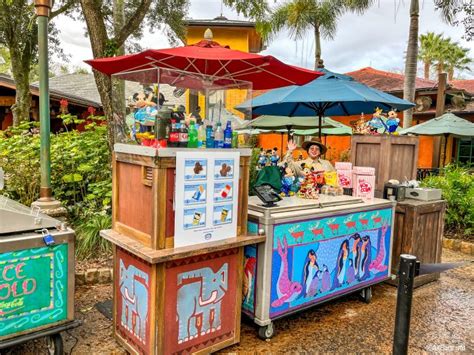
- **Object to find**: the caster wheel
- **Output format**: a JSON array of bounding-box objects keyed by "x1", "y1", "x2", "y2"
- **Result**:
[
  {"x1": 46, "y1": 333, "x2": 64, "y2": 355},
  {"x1": 359, "y1": 287, "x2": 372, "y2": 304},
  {"x1": 258, "y1": 323, "x2": 275, "y2": 340}
]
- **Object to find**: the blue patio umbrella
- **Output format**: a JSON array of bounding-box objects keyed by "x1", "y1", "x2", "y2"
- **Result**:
[{"x1": 237, "y1": 68, "x2": 415, "y2": 139}]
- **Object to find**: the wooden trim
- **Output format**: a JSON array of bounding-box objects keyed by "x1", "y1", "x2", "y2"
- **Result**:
[
  {"x1": 233, "y1": 247, "x2": 244, "y2": 343},
  {"x1": 115, "y1": 221, "x2": 152, "y2": 247},
  {"x1": 154, "y1": 263, "x2": 166, "y2": 354},
  {"x1": 114, "y1": 332, "x2": 141, "y2": 355},
  {"x1": 115, "y1": 152, "x2": 157, "y2": 167},
  {"x1": 148, "y1": 263, "x2": 158, "y2": 354},
  {"x1": 155, "y1": 167, "x2": 168, "y2": 249},
  {"x1": 100, "y1": 229, "x2": 266, "y2": 264},
  {"x1": 194, "y1": 336, "x2": 239, "y2": 354},
  {"x1": 112, "y1": 153, "x2": 118, "y2": 229}
]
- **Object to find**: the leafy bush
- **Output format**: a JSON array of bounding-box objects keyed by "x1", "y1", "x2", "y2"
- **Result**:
[
  {"x1": 0, "y1": 118, "x2": 112, "y2": 258},
  {"x1": 249, "y1": 148, "x2": 260, "y2": 195},
  {"x1": 75, "y1": 213, "x2": 112, "y2": 260},
  {"x1": 420, "y1": 165, "x2": 474, "y2": 237}
]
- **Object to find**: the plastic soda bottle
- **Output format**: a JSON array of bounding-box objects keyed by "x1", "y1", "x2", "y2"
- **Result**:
[
  {"x1": 206, "y1": 125, "x2": 214, "y2": 148},
  {"x1": 178, "y1": 123, "x2": 188, "y2": 148},
  {"x1": 214, "y1": 122, "x2": 224, "y2": 148},
  {"x1": 168, "y1": 119, "x2": 179, "y2": 147},
  {"x1": 232, "y1": 131, "x2": 238, "y2": 148},
  {"x1": 197, "y1": 124, "x2": 206, "y2": 148},
  {"x1": 223, "y1": 120, "x2": 232, "y2": 148},
  {"x1": 187, "y1": 121, "x2": 198, "y2": 148}
]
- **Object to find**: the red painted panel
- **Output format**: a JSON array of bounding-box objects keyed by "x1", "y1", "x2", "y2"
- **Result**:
[
  {"x1": 166, "y1": 168, "x2": 175, "y2": 238},
  {"x1": 163, "y1": 249, "x2": 239, "y2": 354},
  {"x1": 115, "y1": 248, "x2": 152, "y2": 355}
]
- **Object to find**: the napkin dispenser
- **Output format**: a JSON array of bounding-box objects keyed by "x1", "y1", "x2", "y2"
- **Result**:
[{"x1": 383, "y1": 183, "x2": 406, "y2": 201}]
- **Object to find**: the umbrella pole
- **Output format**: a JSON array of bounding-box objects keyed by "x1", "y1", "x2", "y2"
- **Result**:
[
  {"x1": 280, "y1": 132, "x2": 283, "y2": 153},
  {"x1": 318, "y1": 113, "x2": 322, "y2": 140}
]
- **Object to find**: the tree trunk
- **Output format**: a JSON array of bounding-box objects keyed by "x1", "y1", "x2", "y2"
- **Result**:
[
  {"x1": 9, "y1": 50, "x2": 32, "y2": 126},
  {"x1": 314, "y1": 25, "x2": 323, "y2": 69},
  {"x1": 423, "y1": 60, "x2": 430, "y2": 80},
  {"x1": 113, "y1": 0, "x2": 127, "y2": 128},
  {"x1": 448, "y1": 69, "x2": 454, "y2": 81},
  {"x1": 402, "y1": 0, "x2": 419, "y2": 129}
]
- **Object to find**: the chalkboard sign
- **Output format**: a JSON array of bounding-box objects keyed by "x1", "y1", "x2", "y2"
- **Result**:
[
  {"x1": 254, "y1": 184, "x2": 282, "y2": 207},
  {"x1": 0, "y1": 244, "x2": 68, "y2": 338}
]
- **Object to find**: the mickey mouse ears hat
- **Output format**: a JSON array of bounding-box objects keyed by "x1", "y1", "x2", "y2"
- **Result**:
[{"x1": 301, "y1": 137, "x2": 327, "y2": 154}]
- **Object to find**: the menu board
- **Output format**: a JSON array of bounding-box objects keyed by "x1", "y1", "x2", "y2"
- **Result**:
[{"x1": 175, "y1": 151, "x2": 240, "y2": 247}]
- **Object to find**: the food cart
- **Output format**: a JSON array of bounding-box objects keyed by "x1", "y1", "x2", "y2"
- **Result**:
[
  {"x1": 0, "y1": 196, "x2": 79, "y2": 354},
  {"x1": 242, "y1": 194, "x2": 395, "y2": 339}
]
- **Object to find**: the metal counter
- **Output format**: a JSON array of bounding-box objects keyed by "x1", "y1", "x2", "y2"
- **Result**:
[
  {"x1": 0, "y1": 196, "x2": 76, "y2": 345},
  {"x1": 242, "y1": 195, "x2": 395, "y2": 339}
]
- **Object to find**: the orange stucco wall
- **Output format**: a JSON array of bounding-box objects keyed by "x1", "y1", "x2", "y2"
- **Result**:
[{"x1": 257, "y1": 114, "x2": 436, "y2": 168}]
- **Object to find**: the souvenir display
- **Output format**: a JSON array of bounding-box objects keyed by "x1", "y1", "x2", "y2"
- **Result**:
[
  {"x1": 367, "y1": 107, "x2": 386, "y2": 134},
  {"x1": 386, "y1": 109, "x2": 400, "y2": 134}
]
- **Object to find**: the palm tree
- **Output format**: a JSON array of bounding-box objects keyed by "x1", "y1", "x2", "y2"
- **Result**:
[
  {"x1": 256, "y1": 0, "x2": 374, "y2": 70},
  {"x1": 431, "y1": 37, "x2": 455, "y2": 76},
  {"x1": 445, "y1": 44, "x2": 472, "y2": 80},
  {"x1": 418, "y1": 32, "x2": 444, "y2": 80},
  {"x1": 402, "y1": 0, "x2": 457, "y2": 128}
]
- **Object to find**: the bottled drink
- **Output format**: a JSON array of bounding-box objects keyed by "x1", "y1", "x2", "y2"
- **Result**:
[
  {"x1": 168, "y1": 119, "x2": 179, "y2": 147},
  {"x1": 223, "y1": 120, "x2": 232, "y2": 148},
  {"x1": 187, "y1": 121, "x2": 198, "y2": 148},
  {"x1": 178, "y1": 123, "x2": 188, "y2": 148},
  {"x1": 232, "y1": 131, "x2": 238, "y2": 148},
  {"x1": 206, "y1": 125, "x2": 214, "y2": 148},
  {"x1": 198, "y1": 124, "x2": 206, "y2": 148},
  {"x1": 214, "y1": 122, "x2": 224, "y2": 148}
]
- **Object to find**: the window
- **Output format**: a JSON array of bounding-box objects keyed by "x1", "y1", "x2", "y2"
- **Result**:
[{"x1": 457, "y1": 138, "x2": 474, "y2": 164}]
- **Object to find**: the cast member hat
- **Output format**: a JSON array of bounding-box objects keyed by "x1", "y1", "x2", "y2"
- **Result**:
[{"x1": 302, "y1": 137, "x2": 327, "y2": 154}]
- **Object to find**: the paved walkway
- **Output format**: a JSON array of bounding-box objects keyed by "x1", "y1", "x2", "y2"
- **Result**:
[{"x1": 7, "y1": 249, "x2": 473, "y2": 354}]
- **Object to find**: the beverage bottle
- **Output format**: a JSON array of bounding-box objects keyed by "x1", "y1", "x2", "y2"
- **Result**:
[
  {"x1": 168, "y1": 119, "x2": 179, "y2": 147},
  {"x1": 178, "y1": 122, "x2": 188, "y2": 147},
  {"x1": 214, "y1": 122, "x2": 224, "y2": 148},
  {"x1": 187, "y1": 121, "x2": 198, "y2": 148},
  {"x1": 223, "y1": 120, "x2": 232, "y2": 148},
  {"x1": 206, "y1": 125, "x2": 214, "y2": 148},
  {"x1": 197, "y1": 124, "x2": 206, "y2": 148},
  {"x1": 232, "y1": 131, "x2": 238, "y2": 148}
]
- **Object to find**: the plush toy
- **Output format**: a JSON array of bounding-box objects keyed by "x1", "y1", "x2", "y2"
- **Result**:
[
  {"x1": 257, "y1": 148, "x2": 268, "y2": 169},
  {"x1": 298, "y1": 171, "x2": 322, "y2": 199},
  {"x1": 270, "y1": 147, "x2": 280, "y2": 166},
  {"x1": 280, "y1": 164, "x2": 296, "y2": 197},
  {"x1": 353, "y1": 113, "x2": 370, "y2": 134},
  {"x1": 133, "y1": 91, "x2": 158, "y2": 126},
  {"x1": 386, "y1": 109, "x2": 400, "y2": 134},
  {"x1": 367, "y1": 107, "x2": 385, "y2": 134},
  {"x1": 265, "y1": 149, "x2": 273, "y2": 166}
]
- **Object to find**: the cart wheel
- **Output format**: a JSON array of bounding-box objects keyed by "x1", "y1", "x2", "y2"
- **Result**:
[
  {"x1": 359, "y1": 287, "x2": 372, "y2": 304},
  {"x1": 258, "y1": 323, "x2": 275, "y2": 340},
  {"x1": 46, "y1": 333, "x2": 64, "y2": 355}
]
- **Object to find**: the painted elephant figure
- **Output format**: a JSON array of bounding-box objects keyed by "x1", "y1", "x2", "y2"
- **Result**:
[
  {"x1": 119, "y1": 260, "x2": 149, "y2": 343},
  {"x1": 176, "y1": 264, "x2": 228, "y2": 344}
]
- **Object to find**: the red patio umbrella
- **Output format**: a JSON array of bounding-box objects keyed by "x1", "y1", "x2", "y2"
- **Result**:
[{"x1": 85, "y1": 40, "x2": 322, "y2": 90}]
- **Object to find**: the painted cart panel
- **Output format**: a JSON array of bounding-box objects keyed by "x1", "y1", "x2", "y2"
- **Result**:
[
  {"x1": 115, "y1": 247, "x2": 153, "y2": 354},
  {"x1": 0, "y1": 244, "x2": 69, "y2": 338},
  {"x1": 164, "y1": 248, "x2": 239, "y2": 354},
  {"x1": 269, "y1": 208, "x2": 392, "y2": 318}
]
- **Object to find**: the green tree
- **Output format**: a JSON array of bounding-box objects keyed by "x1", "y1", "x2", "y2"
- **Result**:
[
  {"x1": 226, "y1": 0, "x2": 374, "y2": 70},
  {"x1": 0, "y1": 0, "x2": 75, "y2": 126},
  {"x1": 444, "y1": 43, "x2": 472, "y2": 80},
  {"x1": 0, "y1": 46, "x2": 11, "y2": 74},
  {"x1": 402, "y1": 0, "x2": 460, "y2": 128},
  {"x1": 79, "y1": 0, "x2": 189, "y2": 149},
  {"x1": 418, "y1": 32, "x2": 444, "y2": 80}
]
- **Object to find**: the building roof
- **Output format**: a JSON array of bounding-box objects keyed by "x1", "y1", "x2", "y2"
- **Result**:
[
  {"x1": 450, "y1": 79, "x2": 474, "y2": 95},
  {"x1": 0, "y1": 73, "x2": 185, "y2": 108},
  {"x1": 184, "y1": 16, "x2": 256, "y2": 28},
  {"x1": 345, "y1": 67, "x2": 438, "y2": 93}
]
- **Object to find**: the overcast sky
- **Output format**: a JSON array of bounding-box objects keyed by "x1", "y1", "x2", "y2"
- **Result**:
[{"x1": 55, "y1": 0, "x2": 473, "y2": 79}]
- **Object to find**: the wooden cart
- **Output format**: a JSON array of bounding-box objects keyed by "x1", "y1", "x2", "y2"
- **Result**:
[{"x1": 101, "y1": 144, "x2": 264, "y2": 354}]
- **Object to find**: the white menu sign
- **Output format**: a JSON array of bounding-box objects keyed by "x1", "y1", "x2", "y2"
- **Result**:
[{"x1": 174, "y1": 151, "x2": 240, "y2": 247}]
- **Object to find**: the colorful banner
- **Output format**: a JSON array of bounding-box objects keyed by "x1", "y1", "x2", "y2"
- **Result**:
[
  {"x1": 269, "y1": 208, "x2": 392, "y2": 317},
  {"x1": 0, "y1": 244, "x2": 68, "y2": 338}
]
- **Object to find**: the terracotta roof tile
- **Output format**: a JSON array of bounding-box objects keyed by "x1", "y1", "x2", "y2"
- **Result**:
[
  {"x1": 450, "y1": 79, "x2": 474, "y2": 95},
  {"x1": 345, "y1": 67, "x2": 438, "y2": 92}
]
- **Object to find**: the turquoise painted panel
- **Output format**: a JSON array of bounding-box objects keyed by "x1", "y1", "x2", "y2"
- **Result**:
[
  {"x1": 269, "y1": 208, "x2": 392, "y2": 318},
  {"x1": 0, "y1": 244, "x2": 68, "y2": 338},
  {"x1": 247, "y1": 221, "x2": 259, "y2": 235}
]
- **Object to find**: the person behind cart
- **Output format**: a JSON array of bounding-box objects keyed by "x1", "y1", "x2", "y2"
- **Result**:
[{"x1": 282, "y1": 138, "x2": 335, "y2": 177}]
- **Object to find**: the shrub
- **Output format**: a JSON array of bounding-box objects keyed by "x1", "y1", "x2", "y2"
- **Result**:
[
  {"x1": 75, "y1": 213, "x2": 112, "y2": 260},
  {"x1": 420, "y1": 164, "x2": 474, "y2": 237}
]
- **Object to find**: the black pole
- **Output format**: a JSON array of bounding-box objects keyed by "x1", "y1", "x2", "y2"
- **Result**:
[
  {"x1": 318, "y1": 113, "x2": 322, "y2": 140},
  {"x1": 393, "y1": 254, "x2": 417, "y2": 355}
]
